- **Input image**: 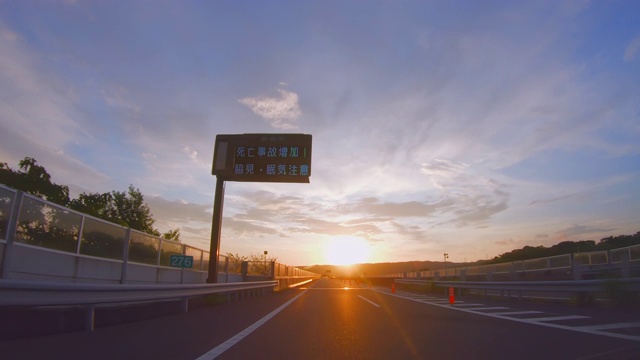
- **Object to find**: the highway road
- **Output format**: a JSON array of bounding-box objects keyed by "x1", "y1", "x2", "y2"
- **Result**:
[{"x1": 1, "y1": 278, "x2": 639, "y2": 359}]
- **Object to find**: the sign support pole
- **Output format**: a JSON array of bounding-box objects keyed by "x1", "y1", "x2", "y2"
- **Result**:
[{"x1": 207, "y1": 176, "x2": 225, "y2": 283}]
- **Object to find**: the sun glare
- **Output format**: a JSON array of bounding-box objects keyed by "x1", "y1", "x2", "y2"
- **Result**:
[{"x1": 324, "y1": 236, "x2": 371, "y2": 265}]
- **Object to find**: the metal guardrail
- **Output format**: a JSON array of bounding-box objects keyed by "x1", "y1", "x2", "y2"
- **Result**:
[
  {"x1": 395, "y1": 278, "x2": 640, "y2": 306},
  {"x1": 0, "y1": 279, "x2": 278, "y2": 331},
  {"x1": 384, "y1": 244, "x2": 640, "y2": 280},
  {"x1": 395, "y1": 278, "x2": 640, "y2": 293}
]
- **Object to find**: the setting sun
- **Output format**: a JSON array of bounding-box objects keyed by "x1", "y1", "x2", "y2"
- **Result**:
[{"x1": 324, "y1": 236, "x2": 371, "y2": 265}]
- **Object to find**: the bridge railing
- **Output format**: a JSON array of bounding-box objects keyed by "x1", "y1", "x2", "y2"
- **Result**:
[
  {"x1": 242, "y1": 260, "x2": 319, "y2": 289},
  {"x1": 394, "y1": 277, "x2": 640, "y2": 306},
  {"x1": 0, "y1": 185, "x2": 317, "y2": 285},
  {"x1": 0, "y1": 186, "x2": 214, "y2": 283},
  {"x1": 383, "y1": 244, "x2": 640, "y2": 281}
]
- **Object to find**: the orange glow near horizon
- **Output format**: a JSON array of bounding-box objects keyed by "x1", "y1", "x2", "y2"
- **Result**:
[{"x1": 324, "y1": 235, "x2": 371, "y2": 266}]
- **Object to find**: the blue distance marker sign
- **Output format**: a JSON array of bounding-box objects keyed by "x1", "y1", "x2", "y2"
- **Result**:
[
  {"x1": 170, "y1": 255, "x2": 194, "y2": 268},
  {"x1": 212, "y1": 133, "x2": 312, "y2": 183}
]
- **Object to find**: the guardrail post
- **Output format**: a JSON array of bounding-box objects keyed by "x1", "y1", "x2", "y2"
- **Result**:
[
  {"x1": 270, "y1": 261, "x2": 276, "y2": 279},
  {"x1": 181, "y1": 298, "x2": 189, "y2": 313},
  {"x1": 85, "y1": 305, "x2": 95, "y2": 332},
  {"x1": 571, "y1": 253, "x2": 583, "y2": 280},
  {"x1": 180, "y1": 245, "x2": 186, "y2": 284},
  {"x1": 224, "y1": 256, "x2": 230, "y2": 283},
  {"x1": 241, "y1": 261, "x2": 248, "y2": 281},
  {"x1": 620, "y1": 251, "x2": 630, "y2": 278},
  {"x1": 120, "y1": 229, "x2": 131, "y2": 284},
  {"x1": 1, "y1": 190, "x2": 23, "y2": 280}
]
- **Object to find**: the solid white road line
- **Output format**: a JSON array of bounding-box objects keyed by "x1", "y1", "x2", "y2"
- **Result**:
[
  {"x1": 358, "y1": 295, "x2": 381, "y2": 308},
  {"x1": 195, "y1": 289, "x2": 310, "y2": 360}
]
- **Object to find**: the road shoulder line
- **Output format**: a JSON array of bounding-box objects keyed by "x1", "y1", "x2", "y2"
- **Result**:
[{"x1": 195, "y1": 288, "x2": 312, "y2": 359}]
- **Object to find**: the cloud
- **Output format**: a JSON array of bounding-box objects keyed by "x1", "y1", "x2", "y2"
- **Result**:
[
  {"x1": 420, "y1": 159, "x2": 510, "y2": 226},
  {"x1": 1, "y1": 28, "x2": 19, "y2": 41},
  {"x1": 287, "y1": 218, "x2": 383, "y2": 239},
  {"x1": 555, "y1": 224, "x2": 617, "y2": 240},
  {"x1": 350, "y1": 198, "x2": 451, "y2": 218},
  {"x1": 0, "y1": 23, "x2": 116, "y2": 193},
  {"x1": 238, "y1": 89, "x2": 301, "y2": 129},
  {"x1": 102, "y1": 86, "x2": 142, "y2": 114},
  {"x1": 495, "y1": 238, "x2": 516, "y2": 246},
  {"x1": 623, "y1": 35, "x2": 640, "y2": 62},
  {"x1": 146, "y1": 196, "x2": 211, "y2": 224},
  {"x1": 529, "y1": 193, "x2": 578, "y2": 206},
  {"x1": 224, "y1": 217, "x2": 280, "y2": 237},
  {"x1": 182, "y1": 145, "x2": 199, "y2": 162},
  {"x1": 390, "y1": 221, "x2": 430, "y2": 243},
  {"x1": 215, "y1": 190, "x2": 390, "y2": 241},
  {"x1": 220, "y1": 174, "x2": 507, "y2": 246}
]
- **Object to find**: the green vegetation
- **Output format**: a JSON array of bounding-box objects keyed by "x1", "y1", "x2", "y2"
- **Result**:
[
  {"x1": 484, "y1": 234, "x2": 640, "y2": 264},
  {"x1": 0, "y1": 157, "x2": 180, "y2": 241},
  {"x1": 227, "y1": 252, "x2": 279, "y2": 275}
]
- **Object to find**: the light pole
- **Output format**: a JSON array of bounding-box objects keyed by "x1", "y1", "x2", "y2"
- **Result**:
[{"x1": 443, "y1": 253, "x2": 449, "y2": 277}]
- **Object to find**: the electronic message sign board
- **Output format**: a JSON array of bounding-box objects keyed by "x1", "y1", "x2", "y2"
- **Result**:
[{"x1": 212, "y1": 133, "x2": 312, "y2": 183}]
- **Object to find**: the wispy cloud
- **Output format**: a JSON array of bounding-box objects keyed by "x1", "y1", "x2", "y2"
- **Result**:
[
  {"x1": 421, "y1": 159, "x2": 510, "y2": 226},
  {"x1": 238, "y1": 89, "x2": 301, "y2": 129},
  {"x1": 555, "y1": 224, "x2": 617, "y2": 240},
  {"x1": 0, "y1": 28, "x2": 18, "y2": 41},
  {"x1": 102, "y1": 86, "x2": 142, "y2": 114},
  {"x1": 529, "y1": 193, "x2": 579, "y2": 206},
  {"x1": 624, "y1": 35, "x2": 640, "y2": 62}
]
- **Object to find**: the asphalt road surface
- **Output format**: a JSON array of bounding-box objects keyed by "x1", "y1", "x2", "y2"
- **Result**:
[{"x1": 1, "y1": 278, "x2": 639, "y2": 359}]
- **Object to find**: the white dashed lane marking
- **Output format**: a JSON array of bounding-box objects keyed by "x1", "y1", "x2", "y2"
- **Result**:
[
  {"x1": 576, "y1": 322, "x2": 640, "y2": 331},
  {"x1": 525, "y1": 315, "x2": 590, "y2": 322},
  {"x1": 373, "y1": 288, "x2": 640, "y2": 342},
  {"x1": 490, "y1": 311, "x2": 543, "y2": 315}
]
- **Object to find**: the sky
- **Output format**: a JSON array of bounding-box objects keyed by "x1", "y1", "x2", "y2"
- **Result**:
[{"x1": 1, "y1": 0, "x2": 639, "y2": 266}]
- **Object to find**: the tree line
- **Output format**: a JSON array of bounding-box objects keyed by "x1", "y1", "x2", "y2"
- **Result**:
[
  {"x1": 0, "y1": 157, "x2": 180, "y2": 242},
  {"x1": 483, "y1": 233, "x2": 640, "y2": 264}
]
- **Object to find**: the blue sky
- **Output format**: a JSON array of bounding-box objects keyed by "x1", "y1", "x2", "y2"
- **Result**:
[{"x1": 1, "y1": 1, "x2": 639, "y2": 266}]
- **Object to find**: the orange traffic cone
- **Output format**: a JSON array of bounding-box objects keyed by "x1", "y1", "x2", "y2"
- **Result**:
[{"x1": 391, "y1": 283, "x2": 396, "y2": 294}]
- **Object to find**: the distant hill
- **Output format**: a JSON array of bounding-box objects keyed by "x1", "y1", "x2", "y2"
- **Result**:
[
  {"x1": 302, "y1": 261, "x2": 455, "y2": 278},
  {"x1": 302, "y1": 231, "x2": 640, "y2": 277}
]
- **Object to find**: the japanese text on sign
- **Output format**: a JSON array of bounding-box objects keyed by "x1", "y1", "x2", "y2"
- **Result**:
[
  {"x1": 233, "y1": 146, "x2": 310, "y2": 177},
  {"x1": 212, "y1": 134, "x2": 312, "y2": 183}
]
